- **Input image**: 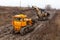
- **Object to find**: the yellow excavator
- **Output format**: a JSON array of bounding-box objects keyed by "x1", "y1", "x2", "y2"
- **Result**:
[
  {"x1": 12, "y1": 14, "x2": 34, "y2": 35},
  {"x1": 32, "y1": 6, "x2": 50, "y2": 21},
  {"x1": 12, "y1": 6, "x2": 50, "y2": 35}
]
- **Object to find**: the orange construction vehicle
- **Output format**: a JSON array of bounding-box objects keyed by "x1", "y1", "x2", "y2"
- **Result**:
[{"x1": 12, "y1": 14, "x2": 35, "y2": 35}]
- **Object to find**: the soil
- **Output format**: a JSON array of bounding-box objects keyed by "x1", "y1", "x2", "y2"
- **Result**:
[{"x1": 0, "y1": 6, "x2": 60, "y2": 40}]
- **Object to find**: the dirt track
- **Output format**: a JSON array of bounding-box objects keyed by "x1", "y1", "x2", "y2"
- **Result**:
[
  {"x1": 0, "y1": 7, "x2": 56, "y2": 40},
  {"x1": 0, "y1": 21, "x2": 49, "y2": 40}
]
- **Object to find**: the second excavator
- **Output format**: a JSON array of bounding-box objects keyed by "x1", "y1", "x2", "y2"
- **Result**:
[{"x1": 32, "y1": 6, "x2": 50, "y2": 21}]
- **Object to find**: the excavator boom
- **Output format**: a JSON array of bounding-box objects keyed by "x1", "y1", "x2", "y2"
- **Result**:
[{"x1": 32, "y1": 6, "x2": 50, "y2": 20}]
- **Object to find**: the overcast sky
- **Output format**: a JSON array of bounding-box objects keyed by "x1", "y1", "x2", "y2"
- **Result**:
[{"x1": 0, "y1": 0, "x2": 60, "y2": 9}]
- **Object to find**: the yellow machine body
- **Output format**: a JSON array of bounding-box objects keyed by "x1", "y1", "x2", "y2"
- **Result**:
[{"x1": 12, "y1": 14, "x2": 32, "y2": 32}]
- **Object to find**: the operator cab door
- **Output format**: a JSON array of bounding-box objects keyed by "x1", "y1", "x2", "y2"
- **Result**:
[{"x1": 13, "y1": 17, "x2": 22, "y2": 27}]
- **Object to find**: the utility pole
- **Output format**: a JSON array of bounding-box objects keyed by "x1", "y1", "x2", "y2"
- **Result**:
[{"x1": 20, "y1": 0, "x2": 21, "y2": 7}]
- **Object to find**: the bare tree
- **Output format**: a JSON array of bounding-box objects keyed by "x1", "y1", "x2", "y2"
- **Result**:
[{"x1": 45, "y1": 5, "x2": 52, "y2": 10}]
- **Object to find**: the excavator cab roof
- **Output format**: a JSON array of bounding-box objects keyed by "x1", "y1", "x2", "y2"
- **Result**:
[{"x1": 13, "y1": 14, "x2": 27, "y2": 18}]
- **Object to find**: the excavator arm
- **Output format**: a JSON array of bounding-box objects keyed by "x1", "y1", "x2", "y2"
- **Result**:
[{"x1": 32, "y1": 6, "x2": 50, "y2": 20}]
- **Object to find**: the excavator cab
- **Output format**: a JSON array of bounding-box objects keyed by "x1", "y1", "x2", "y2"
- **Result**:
[
  {"x1": 12, "y1": 14, "x2": 27, "y2": 32},
  {"x1": 12, "y1": 14, "x2": 33, "y2": 35}
]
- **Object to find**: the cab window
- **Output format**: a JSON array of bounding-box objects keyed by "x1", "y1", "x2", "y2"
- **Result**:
[{"x1": 14, "y1": 17, "x2": 21, "y2": 21}]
